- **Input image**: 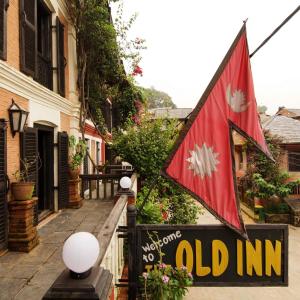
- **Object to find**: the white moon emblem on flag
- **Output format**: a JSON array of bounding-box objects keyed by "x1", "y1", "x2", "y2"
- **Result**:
[
  {"x1": 186, "y1": 143, "x2": 220, "y2": 179},
  {"x1": 226, "y1": 84, "x2": 249, "y2": 113}
]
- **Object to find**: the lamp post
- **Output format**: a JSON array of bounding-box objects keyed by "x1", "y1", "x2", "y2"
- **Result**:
[
  {"x1": 115, "y1": 176, "x2": 136, "y2": 205},
  {"x1": 62, "y1": 232, "x2": 100, "y2": 279},
  {"x1": 43, "y1": 232, "x2": 114, "y2": 299},
  {"x1": 120, "y1": 176, "x2": 132, "y2": 190},
  {"x1": 8, "y1": 99, "x2": 29, "y2": 137}
]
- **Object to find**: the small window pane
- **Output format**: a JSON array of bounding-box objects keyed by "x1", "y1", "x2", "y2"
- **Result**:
[{"x1": 288, "y1": 151, "x2": 300, "y2": 172}]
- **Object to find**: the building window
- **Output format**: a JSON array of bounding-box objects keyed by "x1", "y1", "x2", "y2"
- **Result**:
[
  {"x1": 288, "y1": 151, "x2": 300, "y2": 172},
  {"x1": 20, "y1": 0, "x2": 66, "y2": 95},
  {"x1": 0, "y1": 0, "x2": 9, "y2": 61},
  {"x1": 36, "y1": 1, "x2": 52, "y2": 89}
]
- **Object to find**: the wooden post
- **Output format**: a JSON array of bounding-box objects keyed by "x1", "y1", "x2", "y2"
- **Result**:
[
  {"x1": 127, "y1": 204, "x2": 137, "y2": 300},
  {"x1": 114, "y1": 188, "x2": 135, "y2": 205},
  {"x1": 43, "y1": 267, "x2": 113, "y2": 299}
]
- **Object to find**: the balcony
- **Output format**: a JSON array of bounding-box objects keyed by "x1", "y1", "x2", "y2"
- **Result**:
[
  {"x1": 36, "y1": 53, "x2": 52, "y2": 91},
  {"x1": 0, "y1": 171, "x2": 136, "y2": 299}
]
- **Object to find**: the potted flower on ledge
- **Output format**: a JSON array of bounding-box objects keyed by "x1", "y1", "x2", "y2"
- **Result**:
[
  {"x1": 139, "y1": 232, "x2": 193, "y2": 300},
  {"x1": 11, "y1": 158, "x2": 37, "y2": 201},
  {"x1": 140, "y1": 263, "x2": 193, "y2": 300},
  {"x1": 68, "y1": 135, "x2": 87, "y2": 180}
]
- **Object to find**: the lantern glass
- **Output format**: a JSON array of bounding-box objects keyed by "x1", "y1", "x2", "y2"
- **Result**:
[
  {"x1": 12, "y1": 111, "x2": 21, "y2": 132},
  {"x1": 120, "y1": 176, "x2": 131, "y2": 189},
  {"x1": 62, "y1": 232, "x2": 100, "y2": 274},
  {"x1": 19, "y1": 111, "x2": 28, "y2": 132}
]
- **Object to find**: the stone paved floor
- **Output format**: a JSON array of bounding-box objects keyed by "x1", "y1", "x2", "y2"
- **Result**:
[
  {"x1": 186, "y1": 208, "x2": 300, "y2": 300},
  {"x1": 0, "y1": 200, "x2": 114, "y2": 300}
]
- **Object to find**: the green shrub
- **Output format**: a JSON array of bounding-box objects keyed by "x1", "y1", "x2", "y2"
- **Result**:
[
  {"x1": 113, "y1": 115, "x2": 201, "y2": 224},
  {"x1": 112, "y1": 116, "x2": 178, "y2": 182},
  {"x1": 136, "y1": 180, "x2": 201, "y2": 225}
]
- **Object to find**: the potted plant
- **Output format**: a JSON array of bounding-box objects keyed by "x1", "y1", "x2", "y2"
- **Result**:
[
  {"x1": 140, "y1": 264, "x2": 193, "y2": 300},
  {"x1": 68, "y1": 135, "x2": 87, "y2": 179},
  {"x1": 139, "y1": 232, "x2": 193, "y2": 300},
  {"x1": 11, "y1": 158, "x2": 36, "y2": 201}
]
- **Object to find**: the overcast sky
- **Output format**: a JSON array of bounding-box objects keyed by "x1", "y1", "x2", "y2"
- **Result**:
[{"x1": 116, "y1": 1, "x2": 300, "y2": 115}]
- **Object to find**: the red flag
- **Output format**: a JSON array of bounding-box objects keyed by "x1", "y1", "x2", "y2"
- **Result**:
[{"x1": 162, "y1": 25, "x2": 271, "y2": 238}]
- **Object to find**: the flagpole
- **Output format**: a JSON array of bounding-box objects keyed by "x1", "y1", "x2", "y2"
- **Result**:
[{"x1": 250, "y1": 5, "x2": 300, "y2": 58}]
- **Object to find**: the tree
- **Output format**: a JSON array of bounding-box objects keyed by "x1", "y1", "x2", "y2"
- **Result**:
[
  {"x1": 112, "y1": 115, "x2": 201, "y2": 224},
  {"x1": 140, "y1": 86, "x2": 176, "y2": 109},
  {"x1": 258, "y1": 105, "x2": 268, "y2": 114},
  {"x1": 112, "y1": 115, "x2": 177, "y2": 180}
]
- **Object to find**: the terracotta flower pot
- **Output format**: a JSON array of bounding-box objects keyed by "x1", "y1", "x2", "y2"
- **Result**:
[
  {"x1": 11, "y1": 182, "x2": 35, "y2": 201},
  {"x1": 68, "y1": 167, "x2": 80, "y2": 180}
]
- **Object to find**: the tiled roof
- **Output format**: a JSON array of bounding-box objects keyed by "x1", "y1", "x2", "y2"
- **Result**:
[
  {"x1": 259, "y1": 113, "x2": 272, "y2": 125},
  {"x1": 148, "y1": 108, "x2": 193, "y2": 120},
  {"x1": 263, "y1": 115, "x2": 300, "y2": 144},
  {"x1": 276, "y1": 107, "x2": 300, "y2": 118},
  {"x1": 286, "y1": 109, "x2": 300, "y2": 116}
]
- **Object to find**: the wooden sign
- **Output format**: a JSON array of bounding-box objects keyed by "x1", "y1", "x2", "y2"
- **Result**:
[{"x1": 136, "y1": 224, "x2": 288, "y2": 286}]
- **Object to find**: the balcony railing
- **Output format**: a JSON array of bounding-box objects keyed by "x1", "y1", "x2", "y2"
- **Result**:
[
  {"x1": 36, "y1": 53, "x2": 53, "y2": 90},
  {"x1": 80, "y1": 172, "x2": 133, "y2": 200},
  {"x1": 43, "y1": 174, "x2": 138, "y2": 299}
]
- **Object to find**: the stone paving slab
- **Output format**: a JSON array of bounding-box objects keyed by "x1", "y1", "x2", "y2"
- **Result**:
[
  {"x1": 186, "y1": 208, "x2": 300, "y2": 300},
  {"x1": 0, "y1": 278, "x2": 27, "y2": 300},
  {"x1": 0, "y1": 199, "x2": 114, "y2": 300}
]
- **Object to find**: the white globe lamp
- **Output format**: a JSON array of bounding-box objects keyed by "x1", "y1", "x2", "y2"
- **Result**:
[
  {"x1": 120, "y1": 176, "x2": 131, "y2": 190},
  {"x1": 62, "y1": 232, "x2": 100, "y2": 279}
]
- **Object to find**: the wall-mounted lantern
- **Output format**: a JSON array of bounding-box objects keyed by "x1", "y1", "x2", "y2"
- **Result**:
[{"x1": 8, "y1": 99, "x2": 29, "y2": 137}]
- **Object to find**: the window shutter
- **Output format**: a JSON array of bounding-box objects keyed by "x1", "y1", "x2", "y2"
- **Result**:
[
  {"x1": 20, "y1": 0, "x2": 37, "y2": 76},
  {"x1": 0, "y1": 0, "x2": 9, "y2": 60},
  {"x1": 20, "y1": 127, "x2": 38, "y2": 225},
  {"x1": 58, "y1": 131, "x2": 69, "y2": 209},
  {"x1": 56, "y1": 17, "x2": 66, "y2": 97},
  {"x1": 0, "y1": 120, "x2": 8, "y2": 252}
]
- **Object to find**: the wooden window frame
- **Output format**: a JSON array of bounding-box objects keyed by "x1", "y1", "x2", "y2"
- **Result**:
[
  {"x1": 56, "y1": 17, "x2": 66, "y2": 97},
  {"x1": 36, "y1": 0, "x2": 53, "y2": 90},
  {"x1": 20, "y1": 0, "x2": 54, "y2": 90},
  {"x1": 288, "y1": 151, "x2": 300, "y2": 172},
  {"x1": 0, "y1": 0, "x2": 9, "y2": 60}
]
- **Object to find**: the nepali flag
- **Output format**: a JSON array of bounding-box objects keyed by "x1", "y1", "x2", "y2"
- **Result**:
[{"x1": 162, "y1": 24, "x2": 271, "y2": 238}]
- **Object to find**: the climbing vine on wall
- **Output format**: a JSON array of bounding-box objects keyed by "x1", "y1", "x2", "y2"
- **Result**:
[{"x1": 66, "y1": 0, "x2": 145, "y2": 136}]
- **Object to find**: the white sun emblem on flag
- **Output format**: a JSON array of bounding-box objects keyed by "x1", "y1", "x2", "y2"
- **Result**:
[
  {"x1": 226, "y1": 84, "x2": 249, "y2": 113},
  {"x1": 186, "y1": 143, "x2": 220, "y2": 179}
]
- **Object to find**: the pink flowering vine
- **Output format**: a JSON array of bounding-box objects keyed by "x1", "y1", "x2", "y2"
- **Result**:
[{"x1": 132, "y1": 65, "x2": 143, "y2": 77}]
